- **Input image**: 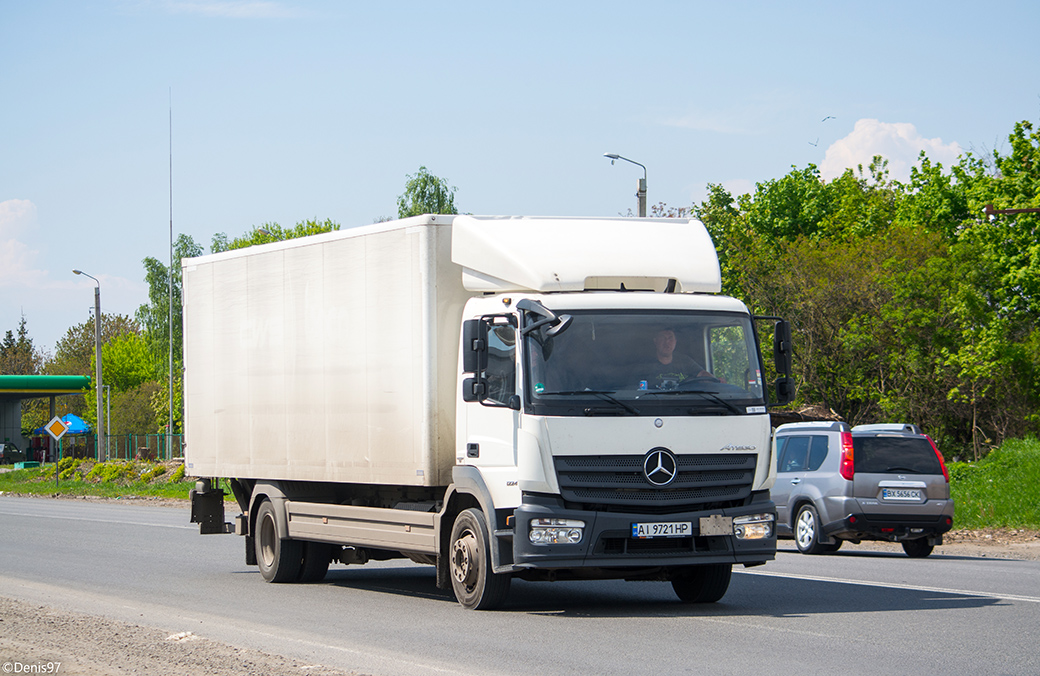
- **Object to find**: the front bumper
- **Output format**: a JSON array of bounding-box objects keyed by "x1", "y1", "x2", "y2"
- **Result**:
[{"x1": 512, "y1": 492, "x2": 776, "y2": 570}]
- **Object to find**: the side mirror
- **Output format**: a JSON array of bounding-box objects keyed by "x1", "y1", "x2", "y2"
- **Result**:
[
  {"x1": 462, "y1": 376, "x2": 488, "y2": 403},
  {"x1": 772, "y1": 319, "x2": 794, "y2": 405},
  {"x1": 773, "y1": 319, "x2": 792, "y2": 376},
  {"x1": 775, "y1": 376, "x2": 794, "y2": 406},
  {"x1": 462, "y1": 319, "x2": 488, "y2": 374}
]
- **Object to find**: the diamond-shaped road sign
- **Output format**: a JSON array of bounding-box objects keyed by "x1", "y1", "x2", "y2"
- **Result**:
[{"x1": 44, "y1": 416, "x2": 69, "y2": 441}]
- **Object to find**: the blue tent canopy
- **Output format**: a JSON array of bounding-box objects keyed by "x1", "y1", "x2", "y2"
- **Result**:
[{"x1": 32, "y1": 413, "x2": 92, "y2": 435}]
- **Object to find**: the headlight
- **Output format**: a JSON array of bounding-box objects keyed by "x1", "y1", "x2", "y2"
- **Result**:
[
  {"x1": 529, "y1": 518, "x2": 585, "y2": 545},
  {"x1": 733, "y1": 513, "x2": 774, "y2": 540}
]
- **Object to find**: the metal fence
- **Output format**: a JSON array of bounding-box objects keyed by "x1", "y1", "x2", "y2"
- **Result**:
[
  {"x1": 28, "y1": 433, "x2": 185, "y2": 463},
  {"x1": 103, "y1": 434, "x2": 185, "y2": 461}
]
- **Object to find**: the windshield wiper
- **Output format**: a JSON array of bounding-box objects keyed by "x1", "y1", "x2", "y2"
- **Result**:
[
  {"x1": 541, "y1": 390, "x2": 640, "y2": 415},
  {"x1": 640, "y1": 389, "x2": 743, "y2": 415}
]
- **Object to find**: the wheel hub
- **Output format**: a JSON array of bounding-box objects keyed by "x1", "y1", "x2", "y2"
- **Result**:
[
  {"x1": 796, "y1": 510, "x2": 815, "y2": 547},
  {"x1": 451, "y1": 532, "x2": 479, "y2": 587}
]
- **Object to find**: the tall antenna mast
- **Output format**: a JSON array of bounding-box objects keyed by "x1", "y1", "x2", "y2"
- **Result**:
[{"x1": 168, "y1": 88, "x2": 174, "y2": 458}]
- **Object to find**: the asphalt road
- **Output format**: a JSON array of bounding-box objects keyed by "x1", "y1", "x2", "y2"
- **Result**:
[{"x1": 2, "y1": 495, "x2": 1039, "y2": 676}]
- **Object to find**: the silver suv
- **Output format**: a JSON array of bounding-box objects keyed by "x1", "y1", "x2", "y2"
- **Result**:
[{"x1": 771, "y1": 422, "x2": 954, "y2": 557}]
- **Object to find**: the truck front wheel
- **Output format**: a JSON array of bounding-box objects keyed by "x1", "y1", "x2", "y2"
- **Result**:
[
  {"x1": 255, "y1": 499, "x2": 303, "y2": 582},
  {"x1": 671, "y1": 564, "x2": 732, "y2": 603},
  {"x1": 449, "y1": 508, "x2": 511, "y2": 610}
]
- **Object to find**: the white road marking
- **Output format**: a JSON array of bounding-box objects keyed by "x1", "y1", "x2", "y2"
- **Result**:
[
  {"x1": 0, "y1": 506, "x2": 194, "y2": 530},
  {"x1": 739, "y1": 569, "x2": 1040, "y2": 604}
]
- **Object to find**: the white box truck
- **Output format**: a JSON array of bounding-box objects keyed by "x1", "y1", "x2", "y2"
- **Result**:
[{"x1": 185, "y1": 214, "x2": 794, "y2": 609}]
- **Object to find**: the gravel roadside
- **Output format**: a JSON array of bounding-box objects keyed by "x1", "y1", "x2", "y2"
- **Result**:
[{"x1": 0, "y1": 596, "x2": 361, "y2": 676}]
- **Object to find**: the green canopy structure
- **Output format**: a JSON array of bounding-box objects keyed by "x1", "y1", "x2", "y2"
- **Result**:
[{"x1": 0, "y1": 375, "x2": 91, "y2": 454}]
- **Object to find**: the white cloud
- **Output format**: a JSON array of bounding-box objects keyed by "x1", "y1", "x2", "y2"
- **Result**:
[
  {"x1": 0, "y1": 199, "x2": 37, "y2": 237},
  {"x1": 0, "y1": 239, "x2": 42, "y2": 287},
  {"x1": 820, "y1": 119, "x2": 963, "y2": 182},
  {"x1": 0, "y1": 200, "x2": 42, "y2": 286}
]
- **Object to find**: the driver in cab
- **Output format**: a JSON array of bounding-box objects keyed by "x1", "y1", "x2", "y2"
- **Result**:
[{"x1": 641, "y1": 328, "x2": 713, "y2": 390}]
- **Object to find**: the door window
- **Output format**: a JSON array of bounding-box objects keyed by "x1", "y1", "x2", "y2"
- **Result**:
[
  {"x1": 806, "y1": 436, "x2": 829, "y2": 471},
  {"x1": 485, "y1": 322, "x2": 517, "y2": 406},
  {"x1": 778, "y1": 436, "x2": 810, "y2": 473}
]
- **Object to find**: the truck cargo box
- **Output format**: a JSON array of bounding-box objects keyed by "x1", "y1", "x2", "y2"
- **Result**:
[{"x1": 183, "y1": 215, "x2": 470, "y2": 486}]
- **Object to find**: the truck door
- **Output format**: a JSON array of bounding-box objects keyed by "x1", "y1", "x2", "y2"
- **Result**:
[{"x1": 464, "y1": 318, "x2": 519, "y2": 469}]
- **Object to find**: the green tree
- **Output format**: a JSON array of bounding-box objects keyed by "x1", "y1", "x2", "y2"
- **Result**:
[
  {"x1": 98, "y1": 332, "x2": 152, "y2": 393},
  {"x1": 0, "y1": 315, "x2": 43, "y2": 375},
  {"x1": 47, "y1": 314, "x2": 139, "y2": 379},
  {"x1": 110, "y1": 381, "x2": 162, "y2": 435},
  {"x1": 211, "y1": 218, "x2": 340, "y2": 253},
  {"x1": 136, "y1": 234, "x2": 204, "y2": 433},
  {"x1": 743, "y1": 165, "x2": 834, "y2": 242},
  {"x1": 958, "y1": 121, "x2": 1040, "y2": 321},
  {"x1": 397, "y1": 166, "x2": 458, "y2": 218}
]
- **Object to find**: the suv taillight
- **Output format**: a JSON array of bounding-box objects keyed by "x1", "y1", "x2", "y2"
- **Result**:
[
  {"x1": 839, "y1": 431, "x2": 854, "y2": 480},
  {"x1": 927, "y1": 435, "x2": 949, "y2": 483}
]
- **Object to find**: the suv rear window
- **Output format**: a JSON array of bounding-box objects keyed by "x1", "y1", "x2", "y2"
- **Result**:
[{"x1": 852, "y1": 436, "x2": 941, "y2": 475}]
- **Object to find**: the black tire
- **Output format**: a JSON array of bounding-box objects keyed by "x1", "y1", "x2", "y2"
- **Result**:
[
  {"x1": 902, "y1": 539, "x2": 934, "y2": 558},
  {"x1": 671, "y1": 564, "x2": 733, "y2": 603},
  {"x1": 794, "y1": 504, "x2": 829, "y2": 555},
  {"x1": 255, "y1": 499, "x2": 303, "y2": 583},
  {"x1": 449, "y1": 508, "x2": 511, "y2": 610},
  {"x1": 298, "y1": 541, "x2": 333, "y2": 582},
  {"x1": 818, "y1": 540, "x2": 843, "y2": 553}
]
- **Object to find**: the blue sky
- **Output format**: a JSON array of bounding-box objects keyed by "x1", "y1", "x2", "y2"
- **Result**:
[{"x1": 2, "y1": 0, "x2": 1039, "y2": 354}]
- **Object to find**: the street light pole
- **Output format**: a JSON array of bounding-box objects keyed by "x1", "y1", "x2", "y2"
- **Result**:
[
  {"x1": 73, "y1": 269, "x2": 104, "y2": 460},
  {"x1": 604, "y1": 153, "x2": 648, "y2": 217}
]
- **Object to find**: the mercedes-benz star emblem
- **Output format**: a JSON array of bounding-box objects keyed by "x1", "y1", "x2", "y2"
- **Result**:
[{"x1": 643, "y1": 448, "x2": 678, "y2": 486}]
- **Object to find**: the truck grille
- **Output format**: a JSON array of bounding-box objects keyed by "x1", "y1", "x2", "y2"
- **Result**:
[{"x1": 553, "y1": 453, "x2": 756, "y2": 514}]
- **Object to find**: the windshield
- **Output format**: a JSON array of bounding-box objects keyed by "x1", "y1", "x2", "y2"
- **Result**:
[{"x1": 525, "y1": 310, "x2": 766, "y2": 416}]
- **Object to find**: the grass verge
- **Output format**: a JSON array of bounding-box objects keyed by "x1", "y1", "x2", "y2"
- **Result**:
[
  {"x1": 948, "y1": 437, "x2": 1040, "y2": 529},
  {"x1": 0, "y1": 458, "x2": 195, "y2": 501}
]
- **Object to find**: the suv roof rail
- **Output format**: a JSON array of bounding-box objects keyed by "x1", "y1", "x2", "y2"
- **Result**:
[
  {"x1": 776, "y1": 421, "x2": 850, "y2": 432},
  {"x1": 851, "y1": 423, "x2": 923, "y2": 435}
]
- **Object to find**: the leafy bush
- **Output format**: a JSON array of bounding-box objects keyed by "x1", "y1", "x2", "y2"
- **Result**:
[
  {"x1": 85, "y1": 461, "x2": 140, "y2": 485},
  {"x1": 170, "y1": 463, "x2": 186, "y2": 483},
  {"x1": 140, "y1": 465, "x2": 167, "y2": 482},
  {"x1": 56, "y1": 456, "x2": 78, "y2": 473}
]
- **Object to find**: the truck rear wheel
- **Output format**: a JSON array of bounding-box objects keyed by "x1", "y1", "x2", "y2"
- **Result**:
[
  {"x1": 298, "y1": 541, "x2": 333, "y2": 582},
  {"x1": 255, "y1": 499, "x2": 303, "y2": 582},
  {"x1": 671, "y1": 564, "x2": 732, "y2": 603},
  {"x1": 449, "y1": 508, "x2": 510, "y2": 610}
]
